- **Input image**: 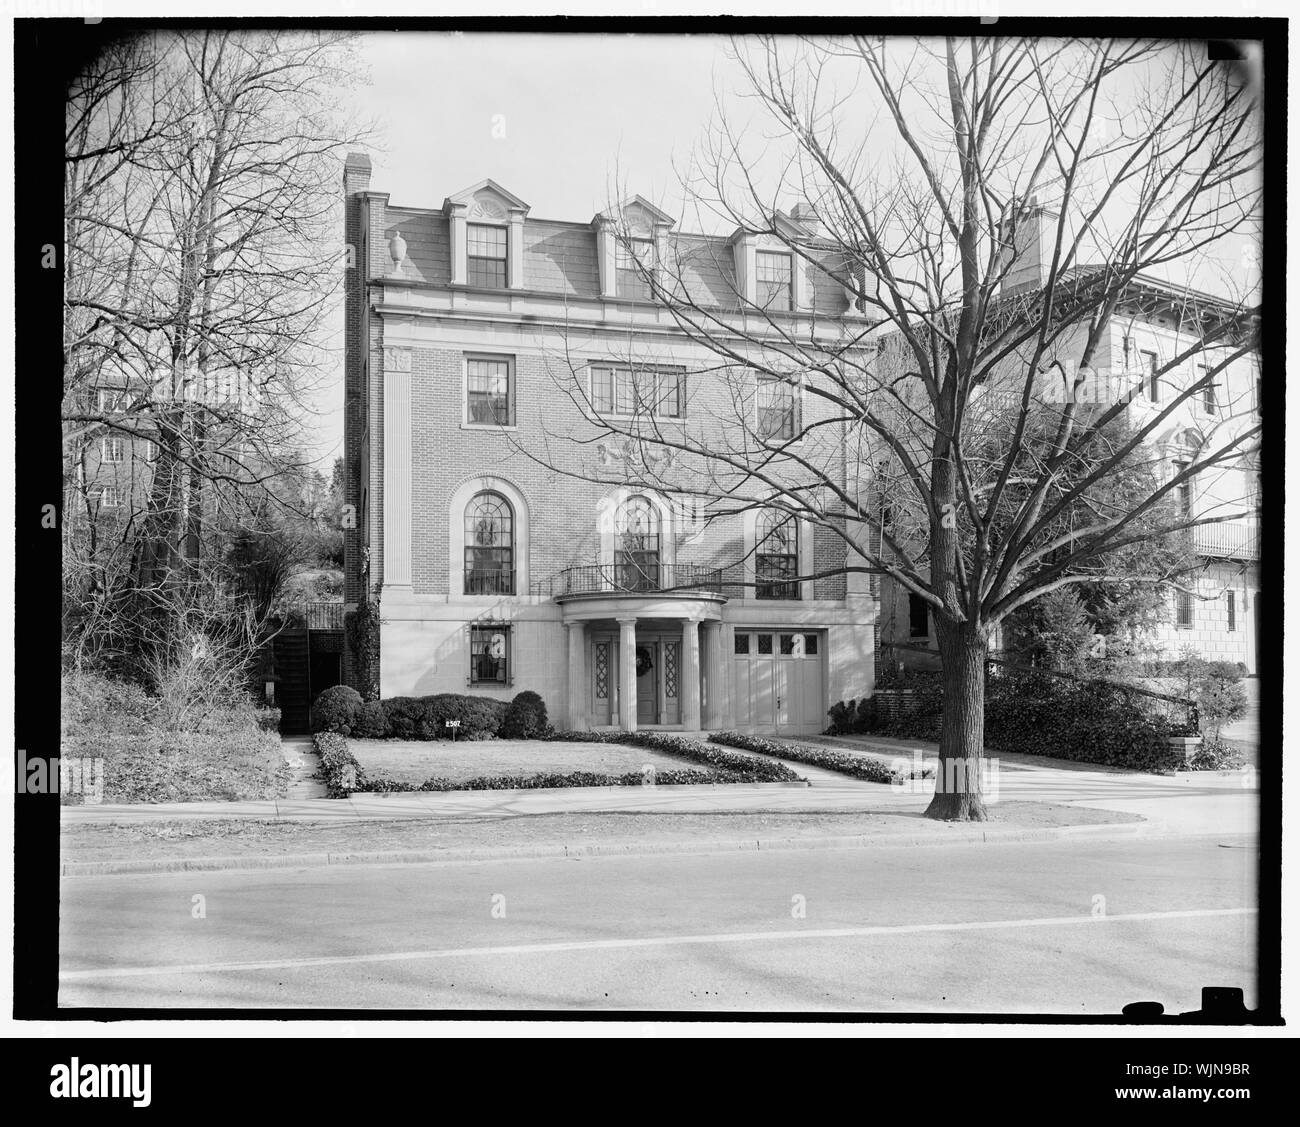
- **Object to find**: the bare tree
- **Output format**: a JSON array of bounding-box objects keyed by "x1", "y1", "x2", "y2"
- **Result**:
[
  {"x1": 63, "y1": 29, "x2": 370, "y2": 667},
  {"x1": 520, "y1": 36, "x2": 1262, "y2": 820}
]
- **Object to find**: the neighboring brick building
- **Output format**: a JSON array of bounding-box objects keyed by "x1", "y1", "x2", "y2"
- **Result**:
[
  {"x1": 873, "y1": 202, "x2": 1261, "y2": 676},
  {"x1": 341, "y1": 154, "x2": 878, "y2": 733}
]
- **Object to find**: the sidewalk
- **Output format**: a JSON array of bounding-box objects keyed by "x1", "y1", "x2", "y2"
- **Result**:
[{"x1": 60, "y1": 733, "x2": 1257, "y2": 839}]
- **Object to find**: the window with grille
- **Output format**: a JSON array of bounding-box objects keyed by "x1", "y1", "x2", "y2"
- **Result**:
[
  {"x1": 615, "y1": 495, "x2": 661, "y2": 591},
  {"x1": 1175, "y1": 588, "x2": 1193, "y2": 628},
  {"x1": 466, "y1": 356, "x2": 514, "y2": 426},
  {"x1": 1227, "y1": 589, "x2": 1236, "y2": 632},
  {"x1": 98, "y1": 485, "x2": 123, "y2": 508},
  {"x1": 756, "y1": 511, "x2": 799, "y2": 600},
  {"x1": 101, "y1": 436, "x2": 125, "y2": 463},
  {"x1": 757, "y1": 375, "x2": 799, "y2": 440},
  {"x1": 590, "y1": 365, "x2": 684, "y2": 418},
  {"x1": 469, "y1": 624, "x2": 510, "y2": 684},
  {"x1": 467, "y1": 223, "x2": 508, "y2": 289},
  {"x1": 464, "y1": 491, "x2": 514, "y2": 595},
  {"x1": 909, "y1": 593, "x2": 930, "y2": 638},
  {"x1": 756, "y1": 251, "x2": 792, "y2": 311}
]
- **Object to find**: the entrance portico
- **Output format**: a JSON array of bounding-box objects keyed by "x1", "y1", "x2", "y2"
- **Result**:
[{"x1": 556, "y1": 590, "x2": 726, "y2": 733}]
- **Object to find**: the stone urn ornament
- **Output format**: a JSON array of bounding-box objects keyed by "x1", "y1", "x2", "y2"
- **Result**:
[{"x1": 388, "y1": 230, "x2": 407, "y2": 276}]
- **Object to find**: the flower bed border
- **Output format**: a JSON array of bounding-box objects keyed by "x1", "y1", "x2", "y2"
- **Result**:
[{"x1": 708, "y1": 731, "x2": 934, "y2": 786}]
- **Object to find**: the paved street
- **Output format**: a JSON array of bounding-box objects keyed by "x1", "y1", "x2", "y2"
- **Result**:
[{"x1": 59, "y1": 834, "x2": 1257, "y2": 1012}]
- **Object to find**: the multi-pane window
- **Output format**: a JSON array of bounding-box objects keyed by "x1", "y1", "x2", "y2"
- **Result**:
[
  {"x1": 98, "y1": 485, "x2": 123, "y2": 509},
  {"x1": 98, "y1": 388, "x2": 126, "y2": 413},
  {"x1": 464, "y1": 491, "x2": 514, "y2": 595},
  {"x1": 101, "y1": 436, "x2": 126, "y2": 463},
  {"x1": 734, "y1": 634, "x2": 751, "y2": 655},
  {"x1": 1200, "y1": 365, "x2": 1217, "y2": 414},
  {"x1": 469, "y1": 624, "x2": 510, "y2": 684},
  {"x1": 756, "y1": 511, "x2": 799, "y2": 600},
  {"x1": 1175, "y1": 587, "x2": 1193, "y2": 628},
  {"x1": 757, "y1": 375, "x2": 800, "y2": 440},
  {"x1": 467, "y1": 223, "x2": 508, "y2": 289},
  {"x1": 756, "y1": 251, "x2": 793, "y2": 311},
  {"x1": 1142, "y1": 350, "x2": 1160, "y2": 402},
  {"x1": 734, "y1": 631, "x2": 819, "y2": 657},
  {"x1": 616, "y1": 238, "x2": 654, "y2": 300},
  {"x1": 590, "y1": 366, "x2": 684, "y2": 418},
  {"x1": 466, "y1": 356, "x2": 513, "y2": 426},
  {"x1": 615, "y1": 495, "x2": 661, "y2": 591},
  {"x1": 909, "y1": 592, "x2": 930, "y2": 638},
  {"x1": 1226, "y1": 589, "x2": 1237, "y2": 632}
]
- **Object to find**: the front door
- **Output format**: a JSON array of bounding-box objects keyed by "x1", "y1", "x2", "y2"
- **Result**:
[{"x1": 635, "y1": 643, "x2": 657, "y2": 724}]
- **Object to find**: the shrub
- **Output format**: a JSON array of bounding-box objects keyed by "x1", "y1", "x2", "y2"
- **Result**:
[
  {"x1": 254, "y1": 706, "x2": 282, "y2": 733},
  {"x1": 1185, "y1": 738, "x2": 1247, "y2": 771},
  {"x1": 352, "y1": 700, "x2": 388, "y2": 739},
  {"x1": 826, "y1": 699, "x2": 857, "y2": 735},
  {"x1": 500, "y1": 690, "x2": 550, "y2": 739},
  {"x1": 374, "y1": 693, "x2": 506, "y2": 740},
  {"x1": 310, "y1": 684, "x2": 363, "y2": 734}
]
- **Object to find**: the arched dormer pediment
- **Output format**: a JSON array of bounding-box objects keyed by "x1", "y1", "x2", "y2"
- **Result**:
[
  {"x1": 443, "y1": 180, "x2": 529, "y2": 289},
  {"x1": 444, "y1": 179, "x2": 530, "y2": 217}
]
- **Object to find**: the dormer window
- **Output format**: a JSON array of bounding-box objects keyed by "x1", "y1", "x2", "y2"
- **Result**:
[
  {"x1": 444, "y1": 180, "x2": 529, "y2": 291},
  {"x1": 593, "y1": 197, "x2": 675, "y2": 301},
  {"x1": 468, "y1": 224, "x2": 508, "y2": 289}
]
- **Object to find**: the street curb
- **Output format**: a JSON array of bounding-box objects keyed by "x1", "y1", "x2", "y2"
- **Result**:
[{"x1": 60, "y1": 818, "x2": 1160, "y2": 877}]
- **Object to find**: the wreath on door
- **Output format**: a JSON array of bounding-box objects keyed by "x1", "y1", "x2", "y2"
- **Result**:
[{"x1": 635, "y1": 645, "x2": 654, "y2": 677}]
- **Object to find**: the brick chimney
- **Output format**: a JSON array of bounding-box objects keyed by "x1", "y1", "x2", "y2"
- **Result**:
[
  {"x1": 343, "y1": 152, "x2": 372, "y2": 196},
  {"x1": 790, "y1": 201, "x2": 822, "y2": 236},
  {"x1": 1001, "y1": 197, "x2": 1060, "y2": 295}
]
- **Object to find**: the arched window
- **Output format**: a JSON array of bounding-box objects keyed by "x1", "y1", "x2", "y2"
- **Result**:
[
  {"x1": 756, "y1": 510, "x2": 799, "y2": 600},
  {"x1": 615, "y1": 495, "x2": 661, "y2": 591},
  {"x1": 464, "y1": 491, "x2": 514, "y2": 594}
]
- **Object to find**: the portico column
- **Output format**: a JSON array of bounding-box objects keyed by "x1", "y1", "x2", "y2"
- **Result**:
[
  {"x1": 680, "y1": 617, "x2": 702, "y2": 732},
  {"x1": 617, "y1": 616, "x2": 638, "y2": 732},
  {"x1": 566, "y1": 621, "x2": 588, "y2": 731},
  {"x1": 702, "y1": 621, "x2": 730, "y2": 731}
]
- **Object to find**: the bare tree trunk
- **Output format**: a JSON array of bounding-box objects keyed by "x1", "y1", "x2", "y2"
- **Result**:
[{"x1": 926, "y1": 617, "x2": 989, "y2": 822}]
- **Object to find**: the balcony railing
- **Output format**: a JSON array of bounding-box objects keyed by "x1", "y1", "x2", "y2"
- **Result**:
[
  {"x1": 1190, "y1": 522, "x2": 1260, "y2": 560},
  {"x1": 301, "y1": 601, "x2": 344, "y2": 630},
  {"x1": 539, "y1": 563, "x2": 725, "y2": 598},
  {"x1": 464, "y1": 568, "x2": 516, "y2": 596}
]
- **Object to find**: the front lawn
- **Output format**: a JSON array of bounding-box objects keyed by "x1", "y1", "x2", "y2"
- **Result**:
[{"x1": 350, "y1": 739, "x2": 710, "y2": 786}]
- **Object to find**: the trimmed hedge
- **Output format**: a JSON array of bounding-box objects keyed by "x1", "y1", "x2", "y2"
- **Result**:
[
  {"x1": 547, "y1": 729, "x2": 806, "y2": 783},
  {"x1": 315, "y1": 728, "x2": 804, "y2": 798},
  {"x1": 709, "y1": 731, "x2": 933, "y2": 785},
  {"x1": 313, "y1": 691, "x2": 512, "y2": 740},
  {"x1": 314, "y1": 731, "x2": 365, "y2": 797}
]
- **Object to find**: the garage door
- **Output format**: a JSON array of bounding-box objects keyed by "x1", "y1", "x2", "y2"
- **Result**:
[{"x1": 731, "y1": 630, "x2": 825, "y2": 735}]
